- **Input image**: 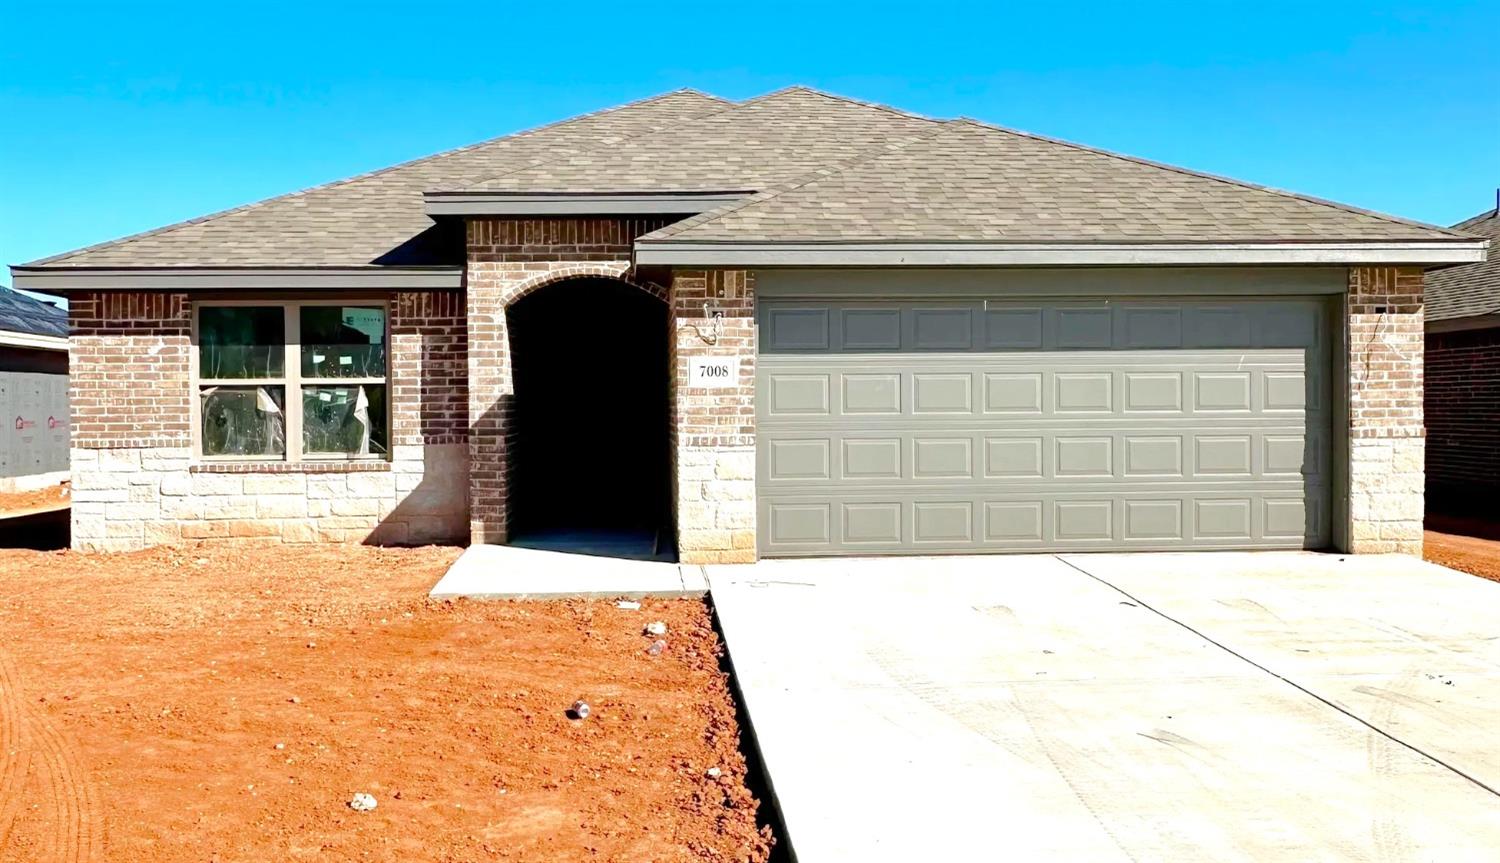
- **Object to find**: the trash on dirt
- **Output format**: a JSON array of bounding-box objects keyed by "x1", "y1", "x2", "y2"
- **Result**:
[
  {"x1": 644, "y1": 621, "x2": 667, "y2": 637},
  {"x1": 288, "y1": 696, "x2": 301, "y2": 704},
  {"x1": 705, "y1": 766, "x2": 722, "y2": 779},
  {"x1": 348, "y1": 792, "x2": 377, "y2": 812},
  {"x1": 274, "y1": 743, "x2": 285, "y2": 750},
  {"x1": 615, "y1": 600, "x2": 641, "y2": 610},
  {"x1": 568, "y1": 700, "x2": 591, "y2": 720},
  {"x1": 647, "y1": 639, "x2": 666, "y2": 656}
]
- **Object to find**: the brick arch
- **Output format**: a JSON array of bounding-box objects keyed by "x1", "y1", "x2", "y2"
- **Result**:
[{"x1": 501, "y1": 264, "x2": 668, "y2": 307}]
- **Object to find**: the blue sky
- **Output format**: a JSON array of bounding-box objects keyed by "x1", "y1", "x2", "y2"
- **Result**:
[{"x1": 2, "y1": 1, "x2": 1497, "y2": 285}]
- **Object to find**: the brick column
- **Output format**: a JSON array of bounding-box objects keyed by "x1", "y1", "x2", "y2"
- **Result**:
[
  {"x1": 1346, "y1": 266, "x2": 1425, "y2": 554},
  {"x1": 670, "y1": 270, "x2": 757, "y2": 563}
]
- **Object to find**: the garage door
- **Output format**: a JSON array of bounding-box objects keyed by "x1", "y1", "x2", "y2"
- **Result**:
[{"x1": 756, "y1": 298, "x2": 1331, "y2": 556}]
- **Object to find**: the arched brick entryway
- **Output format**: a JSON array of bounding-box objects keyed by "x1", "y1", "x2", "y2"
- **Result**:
[{"x1": 466, "y1": 266, "x2": 668, "y2": 548}]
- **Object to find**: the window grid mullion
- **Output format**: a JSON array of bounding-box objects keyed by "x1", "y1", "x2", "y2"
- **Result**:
[{"x1": 287, "y1": 304, "x2": 302, "y2": 463}]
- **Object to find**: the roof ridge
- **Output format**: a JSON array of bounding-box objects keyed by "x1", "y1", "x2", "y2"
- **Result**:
[
  {"x1": 946, "y1": 116, "x2": 1471, "y2": 240},
  {"x1": 769, "y1": 85, "x2": 947, "y2": 124},
  {"x1": 455, "y1": 91, "x2": 766, "y2": 191},
  {"x1": 1452, "y1": 207, "x2": 1500, "y2": 232},
  {"x1": 24, "y1": 89, "x2": 729, "y2": 267},
  {"x1": 640, "y1": 120, "x2": 961, "y2": 242},
  {"x1": 457, "y1": 86, "x2": 948, "y2": 192}
]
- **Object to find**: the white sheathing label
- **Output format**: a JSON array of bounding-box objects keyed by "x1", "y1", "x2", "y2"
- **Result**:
[{"x1": 688, "y1": 356, "x2": 741, "y2": 388}]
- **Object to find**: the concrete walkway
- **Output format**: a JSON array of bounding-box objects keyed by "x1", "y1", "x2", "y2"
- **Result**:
[
  {"x1": 429, "y1": 544, "x2": 707, "y2": 599},
  {"x1": 707, "y1": 553, "x2": 1500, "y2": 861}
]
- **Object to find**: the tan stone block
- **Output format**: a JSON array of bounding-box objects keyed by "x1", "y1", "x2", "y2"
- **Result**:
[
  {"x1": 181, "y1": 521, "x2": 232, "y2": 539},
  {"x1": 367, "y1": 521, "x2": 410, "y2": 545},
  {"x1": 257, "y1": 496, "x2": 307, "y2": 519},
  {"x1": 128, "y1": 483, "x2": 159, "y2": 501},
  {"x1": 199, "y1": 495, "x2": 256, "y2": 519},
  {"x1": 1380, "y1": 520, "x2": 1423, "y2": 541},
  {"x1": 99, "y1": 449, "x2": 142, "y2": 471},
  {"x1": 280, "y1": 521, "x2": 320, "y2": 543},
  {"x1": 72, "y1": 514, "x2": 106, "y2": 539},
  {"x1": 347, "y1": 472, "x2": 396, "y2": 497},
  {"x1": 678, "y1": 529, "x2": 730, "y2": 552},
  {"x1": 702, "y1": 480, "x2": 753, "y2": 502},
  {"x1": 191, "y1": 473, "x2": 243, "y2": 495},
  {"x1": 105, "y1": 520, "x2": 144, "y2": 538},
  {"x1": 106, "y1": 502, "x2": 160, "y2": 521},
  {"x1": 318, "y1": 516, "x2": 379, "y2": 530},
  {"x1": 228, "y1": 519, "x2": 280, "y2": 538},
  {"x1": 306, "y1": 499, "x2": 332, "y2": 517},
  {"x1": 160, "y1": 496, "x2": 206, "y2": 519},
  {"x1": 1350, "y1": 520, "x2": 1381, "y2": 541},
  {"x1": 1390, "y1": 443, "x2": 1425, "y2": 474},
  {"x1": 714, "y1": 451, "x2": 756, "y2": 480},
  {"x1": 730, "y1": 529, "x2": 756, "y2": 549},
  {"x1": 71, "y1": 487, "x2": 130, "y2": 503},
  {"x1": 331, "y1": 497, "x2": 382, "y2": 516},
  {"x1": 245, "y1": 475, "x2": 307, "y2": 495},
  {"x1": 143, "y1": 521, "x2": 183, "y2": 545},
  {"x1": 73, "y1": 471, "x2": 130, "y2": 491},
  {"x1": 160, "y1": 474, "x2": 193, "y2": 496},
  {"x1": 306, "y1": 476, "x2": 349, "y2": 498}
]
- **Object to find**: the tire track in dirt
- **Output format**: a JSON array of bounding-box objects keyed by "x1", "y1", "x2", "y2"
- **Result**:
[{"x1": 0, "y1": 648, "x2": 102, "y2": 863}]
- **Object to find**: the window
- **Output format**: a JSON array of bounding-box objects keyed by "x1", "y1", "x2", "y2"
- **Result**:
[{"x1": 194, "y1": 302, "x2": 389, "y2": 461}]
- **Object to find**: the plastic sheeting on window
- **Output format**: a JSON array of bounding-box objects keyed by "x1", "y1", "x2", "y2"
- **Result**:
[
  {"x1": 301, "y1": 384, "x2": 387, "y2": 456},
  {"x1": 200, "y1": 386, "x2": 285, "y2": 457}
]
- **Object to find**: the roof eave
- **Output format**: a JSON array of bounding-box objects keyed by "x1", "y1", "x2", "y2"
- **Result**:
[
  {"x1": 423, "y1": 190, "x2": 752, "y2": 217},
  {"x1": 0, "y1": 330, "x2": 68, "y2": 351},
  {"x1": 8, "y1": 265, "x2": 464, "y2": 293},
  {"x1": 633, "y1": 240, "x2": 1490, "y2": 267}
]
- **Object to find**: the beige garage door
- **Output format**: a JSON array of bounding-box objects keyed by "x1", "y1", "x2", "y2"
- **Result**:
[{"x1": 756, "y1": 298, "x2": 1332, "y2": 556}]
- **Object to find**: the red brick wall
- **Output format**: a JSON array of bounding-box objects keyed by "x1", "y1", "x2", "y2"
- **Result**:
[
  {"x1": 69, "y1": 291, "x2": 191, "y2": 448},
  {"x1": 70, "y1": 290, "x2": 469, "y2": 453},
  {"x1": 391, "y1": 290, "x2": 468, "y2": 447},
  {"x1": 1426, "y1": 325, "x2": 1500, "y2": 511}
]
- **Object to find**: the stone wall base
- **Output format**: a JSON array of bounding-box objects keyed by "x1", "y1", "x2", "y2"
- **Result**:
[{"x1": 70, "y1": 444, "x2": 468, "y2": 552}]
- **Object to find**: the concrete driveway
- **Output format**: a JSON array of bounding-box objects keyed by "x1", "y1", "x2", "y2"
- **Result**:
[{"x1": 707, "y1": 553, "x2": 1500, "y2": 861}]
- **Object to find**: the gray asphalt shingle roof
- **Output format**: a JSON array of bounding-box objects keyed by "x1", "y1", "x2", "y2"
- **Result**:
[
  {"x1": 459, "y1": 87, "x2": 939, "y2": 193},
  {"x1": 23, "y1": 90, "x2": 730, "y2": 268},
  {"x1": 0, "y1": 288, "x2": 68, "y2": 338},
  {"x1": 642, "y1": 119, "x2": 1468, "y2": 244},
  {"x1": 1426, "y1": 208, "x2": 1500, "y2": 322},
  {"x1": 17, "y1": 86, "x2": 1472, "y2": 269}
]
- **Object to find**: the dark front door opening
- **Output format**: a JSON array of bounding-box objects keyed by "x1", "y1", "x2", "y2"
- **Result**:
[{"x1": 506, "y1": 278, "x2": 673, "y2": 560}]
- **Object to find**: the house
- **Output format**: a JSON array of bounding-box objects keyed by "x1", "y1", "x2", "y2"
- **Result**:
[
  {"x1": 0, "y1": 287, "x2": 69, "y2": 492},
  {"x1": 8, "y1": 87, "x2": 1488, "y2": 558},
  {"x1": 1424, "y1": 202, "x2": 1500, "y2": 515}
]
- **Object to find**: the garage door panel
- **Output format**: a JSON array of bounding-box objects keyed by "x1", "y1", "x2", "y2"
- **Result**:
[{"x1": 758, "y1": 297, "x2": 1331, "y2": 556}]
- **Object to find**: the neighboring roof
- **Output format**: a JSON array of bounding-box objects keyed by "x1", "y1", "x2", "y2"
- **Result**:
[
  {"x1": 0, "y1": 288, "x2": 68, "y2": 338},
  {"x1": 13, "y1": 86, "x2": 1484, "y2": 274},
  {"x1": 641, "y1": 119, "x2": 1471, "y2": 245},
  {"x1": 20, "y1": 90, "x2": 730, "y2": 268},
  {"x1": 1426, "y1": 208, "x2": 1500, "y2": 322}
]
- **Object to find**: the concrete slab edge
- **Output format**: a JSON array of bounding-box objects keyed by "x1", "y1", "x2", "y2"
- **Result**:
[{"x1": 702, "y1": 572, "x2": 802, "y2": 863}]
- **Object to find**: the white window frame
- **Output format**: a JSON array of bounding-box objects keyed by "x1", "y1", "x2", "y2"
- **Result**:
[{"x1": 190, "y1": 299, "x2": 392, "y2": 463}]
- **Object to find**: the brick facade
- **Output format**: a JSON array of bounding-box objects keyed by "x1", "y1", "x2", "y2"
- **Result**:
[
  {"x1": 65, "y1": 259, "x2": 1432, "y2": 559},
  {"x1": 1346, "y1": 266, "x2": 1425, "y2": 554},
  {"x1": 1425, "y1": 325, "x2": 1500, "y2": 512},
  {"x1": 68, "y1": 290, "x2": 469, "y2": 550},
  {"x1": 464, "y1": 217, "x2": 673, "y2": 543},
  {"x1": 670, "y1": 270, "x2": 757, "y2": 563}
]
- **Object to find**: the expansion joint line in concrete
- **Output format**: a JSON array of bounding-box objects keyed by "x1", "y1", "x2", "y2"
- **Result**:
[{"x1": 1052, "y1": 555, "x2": 1500, "y2": 802}]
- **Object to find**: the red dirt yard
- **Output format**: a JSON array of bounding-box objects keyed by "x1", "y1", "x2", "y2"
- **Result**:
[{"x1": 0, "y1": 544, "x2": 773, "y2": 862}]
